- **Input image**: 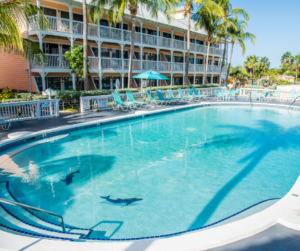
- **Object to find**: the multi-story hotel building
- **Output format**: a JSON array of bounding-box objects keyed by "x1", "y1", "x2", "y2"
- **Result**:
[{"x1": 0, "y1": 0, "x2": 227, "y2": 93}]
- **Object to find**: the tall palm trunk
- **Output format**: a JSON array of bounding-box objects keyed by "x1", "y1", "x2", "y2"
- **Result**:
[
  {"x1": 204, "y1": 41, "x2": 210, "y2": 84},
  {"x1": 128, "y1": 7, "x2": 137, "y2": 88},
  {"x1": 83, "y1": 0, "x2": 89, "y2": 90},
  {"x1": 219, "y1": 23, "x2": 227, "y2": 86},
  {"x1": 184, "y1": 10, "x2": 191, "y2": 85},
  {"x1": 250, "y1": 68, "x2": 253, "y2": 82},
  {"x1": 226, "y1": 42, "x2": 234, "y2": 82}
]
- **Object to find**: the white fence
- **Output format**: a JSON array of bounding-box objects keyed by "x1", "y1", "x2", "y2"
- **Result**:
[
  {"x1": 239, "y1": 88, "x2": 277, "y2": 98},
  {"x1": 0, "y1": 100, "x2": 59, "y2": 122},
  {"x1": 80, "y1": 88, "x2": 223, "y2": 113}
]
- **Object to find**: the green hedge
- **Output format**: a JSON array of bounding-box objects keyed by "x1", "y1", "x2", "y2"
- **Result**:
[
  {"x1": 146, "y1": 84, "x2": 219, "y2": 91},
  {"x1": 244, "y1": 85, "x2": 264, "y2": 89},
  {"x1": 81, "y1": 90, "x2": 111, "y2": 96},
  {"x1": 268, "y1": 86, "x2": 277, "y2": 90},
  {"x1": 117, "y1": 88, "x2": 140, "y2": 93}
]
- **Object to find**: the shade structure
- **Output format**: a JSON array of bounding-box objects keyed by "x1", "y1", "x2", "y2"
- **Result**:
[{"x1": 132, "y1": 71, "x2": 169, "y2": 80}]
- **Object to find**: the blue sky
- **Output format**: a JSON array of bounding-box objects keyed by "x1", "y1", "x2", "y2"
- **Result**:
[{"x1": 192, "y1": 0, "x2": 300, "y2": 68}]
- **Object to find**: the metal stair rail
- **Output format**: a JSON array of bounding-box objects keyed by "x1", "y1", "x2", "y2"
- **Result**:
[
  {"x1": 288, "y1": 96, "x2": 300, "y2": 110},
  {"x1": 0, "y1": 197, "x2": 66, "y2": 232}
]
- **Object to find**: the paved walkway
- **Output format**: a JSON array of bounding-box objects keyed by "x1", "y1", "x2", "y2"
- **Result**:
[
  {"x1": 209, "y1": 224, "x2": 300, "y2": 251},
  {"x1": 1, "y1": 97, "x2": 299, "y2": 141}
]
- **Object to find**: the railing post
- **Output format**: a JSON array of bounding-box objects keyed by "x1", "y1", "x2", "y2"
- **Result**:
[
  {"x1": 36, "y1": 101, "x2": 41, "y2": 119},
  {"x1": 80, "y1": 97, "x2": 84, "y2": 113},
  {"x1": 55, "y1": 99, "x2": 60, "y2": 116},
  {"x1": 157, "y1": 26, "x2": 159, "y2": 46}
]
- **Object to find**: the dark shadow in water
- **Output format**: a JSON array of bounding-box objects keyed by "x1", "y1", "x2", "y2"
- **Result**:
[
  {"x1": 189, "y1": 120, "x2": 300, "y2": 229},
  {"x1": 88, "y1": 220, "x2": 123, "y2": 239}
]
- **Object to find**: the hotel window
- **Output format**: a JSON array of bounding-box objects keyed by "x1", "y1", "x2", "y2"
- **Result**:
[
  {"x1": 214, "y1": 60, "x2": 219, "y2": 66},
  {"x1": 60, "y1": 11, "x2": 69, "y2": 19},
  {"x1": 174, "y1": 35, "x2": 184, "y2": 41},
  {"x1": 190, "y1": 39, "x2": 195, "y2": 43},
  {"x1": 73, "y1": 13, "x2": 83, "y2": 22},
  {"x1": 111, "y1": 49, "x2": 121, "y2": 58},
  {"x1": 62, "y1": 44, "x2": 71, "y2": 54},
  {"x1": 101, "y1": 48, "x2": 110, "y2": 58},
  {"x1": 196, "y1": 40, "x2": 204, "y2": 45},
  {"x1": 163, "y1": 32, "x2": 171, "y2": 38},
  {"x1": 189, "y1": 58, "x2": 194, "y2": 64},
  {"x1": 63, "y1": 77, "x2": 73, "y2": 90},
  {"x1": 45, "y1": 77, "x2": 61, "y2": 90},
  {"x1": 42, "y1": 43, "x2": 59, "y2": 54},
  {"x1": 213, "y1": 76, "x2": 218, "y2": 83},
  {"x1": 174, "y1": 56, "x2": 183, "y2": 63},
  {"x1": 124, "y1": 50, "x2": 129, "y2": 59},
  {"x1": 35, "y1": 77, "x2": 43, "y2": 92},
  {"x1": 91, "y1": 47, "x2": 98, "y2": 57},
  {"x1": 134, "y1": 51, "x2": 140, "y2": 60},
  {"x1": 143, "y1": 52, "x2": 157, "y2": 61},
  {"x1": 41, "y1": 7, "x2": 56, "y2": 17},
  {"x1": 102, "y1": 77, "x2": 111, "y2": 90},
  {"x1": 173, "y1": 76, "x2": 183, "y2": 85},
  {"x1": 165, "y1": 55, "x2": 171, "y2": 62},
  {"x1": 208, "y1": 60, "x2": 212, "y2": 65},
  {"x1": 188, "y1": 76, "x2": 194, "y2": 84},
  {"x1": 135, "y1": 27, "x2": 146, "y2": 33},
  {"x1": 123, "y1": 24, "x2": 128, "y2": 30},
  {"x1": 196, "y1": 58, "x2": 203, "y2": 64}
]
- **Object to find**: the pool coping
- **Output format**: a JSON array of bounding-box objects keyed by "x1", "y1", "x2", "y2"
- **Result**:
[{"x1": 1, "y1": 101, "x2": 300, "y2": 250}]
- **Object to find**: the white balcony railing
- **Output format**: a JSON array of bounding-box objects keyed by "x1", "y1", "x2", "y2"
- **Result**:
[
  {"x1": 32, "y1": 54, "x2": 70, "y2": 69},
  {"x1": 159, "y1": 61, "x2": 172, "y2": 71},
  {"x1": 142, "y1": 61, "x2": 158, "y2": 71},
  {"x1": 160, "y1": 37, "x2": 172, "y2": 48},
  {"x1": 100, "y1": 26, "x2": 121, "y2": 40},
  {"x1": 173, "y1": 40, "x2": 185, "y2": 50},
  {"x1": 172, "y1": 62, "x2": 184, "y2": 71},
  {"x1": 124, "y1": 59, "x2": 141, "y2": 70},
  {"x1": 101, "y1": 58, "x2": 122, "y2": 70},
  {"x1": 142, "y1": 34, "x2": 157, "y2": 46},
  {"x1": 195, "y1": 64, "x2": 205, "y2": 72},
  {"x1": 89, "y1": 57, "x2": 99, "y2": 69},
  {"x1": 188, "y1": 64, "x2": 195, "y2": 72},
  {"x1": 195, "y1": 44, "x2": 207, "y2": 54}
]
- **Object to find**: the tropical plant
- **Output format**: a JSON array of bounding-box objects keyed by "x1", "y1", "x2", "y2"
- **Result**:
[
  {"x1": 0, "y1": 87, "x2": 16, "y2": 100},
  {"x1": 106, "y1": 0, "x2": 178, "y2": 88},
  {"x1": 181, "y1": 0, "x2": 222, "y2": 85},
  {"x1": 65, "y1": 46, "x2": 90, "y2": 91},
  {"x1": 226, "y1": 18, "x2": 256, "y2": 82},
  {"x1": 56, "y1": 90, "x2": 80, "y2": 110},
  {"x1": 281, "y1": 51, "x2": 292, "y2": 65},
  {"x1": 0, "y1": 0, "x2": 49, "y2": 64},
  {"x1": 215, "y1": 0, "x2": 249, "y2": 85},
  {"x1": 193, "y1": 5, "x2": 222, "y2": 84},
  {"x1": 258, "y1": 56, "x2": 270, "y2": 79},
  {"x1": 243, "y1": 55, "x2": 260, "y2": 82}
]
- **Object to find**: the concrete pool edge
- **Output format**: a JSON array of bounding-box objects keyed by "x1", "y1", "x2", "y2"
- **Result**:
[{"x1": 1, "y1": 102, "x2": 300, "y2": 250}]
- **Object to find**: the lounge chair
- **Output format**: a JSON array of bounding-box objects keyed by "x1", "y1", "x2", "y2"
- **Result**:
[
  {"x1": 126, "y1": 91, "x2": 149, "y2": 108},
  {"x1": 146, "y1": 90, "x2": 166, "y2": 106},
  {"x1": 167, "y1": 89, "x2": 183, "y2": 102},
  {"x1": 267, "y1": 90, "x2": 281, "y2": 101},
  {"x1": 178, "y1": 88, "x2": 193, "y2": 102},
  {"x1": 259, "y1": 92, "x2": 269, "y2": 101},
  {"x1": 0, "y1": 115, "x2": 11, "y2": 130},
  {"x1": 187, "y1": 87, "x2": 202, "y2": 100},
  {"x1": 247, "y1": 90, "x2": 259, "y2": 101},
  {"x1": 285, "y1": 90, "x2": 296, "y2": 101},
  {"x1": 215, "y1": 90, "x2": 226, "y2": 101},
  {"x1": 156, "y1": 90, "x2": 175, "y2": 104},
  {"x1": 192, "y1": 87, "x2": 208, "y2": 100},
  {"x1": 112, "y1": 92, "x2": 136, "y2": 111}
]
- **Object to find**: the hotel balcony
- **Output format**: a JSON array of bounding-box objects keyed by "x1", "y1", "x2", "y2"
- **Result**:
[
  {"x1": 31, "y1": 55, "x2": 227, "y2": 75},
  {"x1": 28, "y1": 15, "x2": 226, "y2": 57}
]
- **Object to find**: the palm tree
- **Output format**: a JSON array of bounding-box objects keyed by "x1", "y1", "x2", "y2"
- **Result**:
[
  {"x1": 216, "y1": 0, "x2": 249, "y2": 86},
  {"x1": 107, "y1": 0, "x2": 178, "y2": 88},
  {"x1": 0, "y1": 0, "x2": 48, "y2": 64},
  {"x1": 281, "y1": 52, "x2": 292, "y2": 65},
  {"x1": 181, "y1": 0, "x2": 222, "y2": 85},
  {"x1": 226, "y1": 18, "x2": 256, "y2": 83},
  {"x1": 258, "y1": 56, "x2": 270, "y2": 79},
  {"x1": 193, "y1": 5, "x2": 222, "y2": 84},
  {"x1": 243, "y1": 55, "x2": 259, "y2": 83}
]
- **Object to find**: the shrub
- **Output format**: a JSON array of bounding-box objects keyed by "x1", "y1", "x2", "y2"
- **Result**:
[
  {"x1": 0, "y1": 98, "x2": 26, "y2": 103},
  {"x1": 56, "y1": 90, "x2": 80, "y2": 110},
  {"x1": 268, "y1": 86, "x2": 277, "y2": 90},
  {"x1": 81, "y1": 90, "x2": 111, "y2": 96},
  {"x1": 244, "y1": 85, "x2": 264, "y2": 89},
  {"x1": 117, "y1": 88, "x2": 140, "y2": 93},
  {"x1": 146, "y1": 84, "x2": 219, "y2": 91},
  {"x1": 0, "y1": 87, "x2": 16, "y2": 100}
]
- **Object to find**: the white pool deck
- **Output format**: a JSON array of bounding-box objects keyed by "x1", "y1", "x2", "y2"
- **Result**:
[{"x1": 1, "y1": 101, "x2": 300, "y2": 251}]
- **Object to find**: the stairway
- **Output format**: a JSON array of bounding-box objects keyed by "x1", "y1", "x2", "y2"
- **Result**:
[{"x1": 0, "y1": 181, "x2": 92, "y2": 241}]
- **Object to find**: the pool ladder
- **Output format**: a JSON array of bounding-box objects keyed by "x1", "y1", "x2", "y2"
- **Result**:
[
  {"x1": 0, "y1": 197, "x2": 66, "y2": 232},
  {"x1": 288, "y1": 96, "x2": 300, "y2": 110}
]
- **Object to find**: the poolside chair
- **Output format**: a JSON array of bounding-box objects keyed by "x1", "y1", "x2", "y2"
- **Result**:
[
  {"x1": 0, "y1": 115, "x2": 11, "y2": 130},
  {"x1": 192, "y1": 87, "x2": 208, "y2": 100},
  {"x1": 247, "y1": 90, "x2": 259, "y2": 101},
  {"x1": 112, "y1": 92, "x2": 136, "y2": 111},
  {"x1": 285, "y1": 90, "x2": 296, "y2": 101},
  {"x1": 187, "y1": 88, "x2": 202, "y2": 100},
  {"x1": 146, "y1": 90, "x2": 166, "y2": 106},
  {"x1": 167, "y1": 89, "x2": 183, "y2": 102},
  {"x1": 215, "y1": 90, "x2": 225, "y2": 101},
  {"x1": 178, "y1": 88, "x2": 194, "y2": 102},
  {"x1": 156, "y1": 90, "x2": 175, "y2": 104},
  {"x1": 267, "y1": 90, "x2": 281, "y2": 101},
  {"x1": 126, "y1": 91, "x2": 149, "y2": 108},
  {"x1": 259, "y1": 92, "x2": 269, "y2": 102}
]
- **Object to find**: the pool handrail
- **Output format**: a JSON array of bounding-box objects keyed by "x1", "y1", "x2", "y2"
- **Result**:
[{"x1": 0, "y1": 197, "x2": 66, "y2": 232}]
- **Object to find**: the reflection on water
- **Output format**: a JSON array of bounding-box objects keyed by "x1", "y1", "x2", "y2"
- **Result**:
[{"x1": 1, "y1": 107, "x2": 300, "y2": 239}]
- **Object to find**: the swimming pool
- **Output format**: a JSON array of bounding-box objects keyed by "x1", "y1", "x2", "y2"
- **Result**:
[{"x1": 1, "y1": 106, "x2": 300, "y2": 239}]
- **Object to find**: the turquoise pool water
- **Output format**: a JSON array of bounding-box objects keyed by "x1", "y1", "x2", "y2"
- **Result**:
[{"x1": 1, "y1": 106, "x2": 300, "y2": 239}]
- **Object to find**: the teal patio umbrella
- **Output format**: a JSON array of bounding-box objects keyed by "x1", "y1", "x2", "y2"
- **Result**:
[{"x1": 133, "y1": 71, "x2": 169, "y2": 94}]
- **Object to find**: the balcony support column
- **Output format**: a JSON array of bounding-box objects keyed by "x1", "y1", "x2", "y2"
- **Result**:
[
  {"x1": 71, "y1": 73, "x2": 76, "y2": 89},
  {"x1": 40, "y1": 72, "x2": 47, "y2": 91},
  {"x1": 121, "y1": 73, "x2": 125, "y2": 88},
  {"x1": 68, "y1": 5, "x2": 74, "y2": 45},
  {"x1": 184, "y1": 32, "x2": 186, "y2": 50},
  {"x1": 121, "y1": 19, "x2": 123, "y2": 41},
  {"x1": 171, "y1": 50, "x2": 173, "y2": 72},
  {"x1": 140, "y1": 46, "x2": 143, "y2": 71},
  {"x1": 97, "y1": 73, "x2": 103, "y2": 89},
  {"x1": 120, "y1": 44, "x2": 124, "y2": 71},
  {"x1": 202, "y1": 73, "x2": 205, "y2": 85},
  {"x1": 97, "y1": 41, "x2": 102, "y2": 86},
  {"x1": 171, "y1": 73, "x2": 173, "y2": 86},
  {"x1": 140, "y1": 21, "x2": 143, "y2": 44},
  {"x1": 156, "y1": 48, "x2": 159, "y2": 72},
  {"x1": 157, "y1": 26, "x2": 159, "y2": 46},
  {"x1": 171, "y1": 29, "x2": 173, "y2": 49}
]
